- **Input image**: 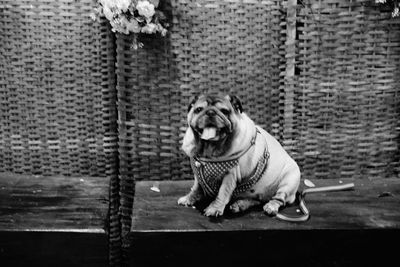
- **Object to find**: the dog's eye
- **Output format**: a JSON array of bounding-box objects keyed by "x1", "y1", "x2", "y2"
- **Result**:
[
  {"x1": 220, "y1": 109, "x2": 230, "y2": 115},
  {"x1": 194, "y1": 107, "x2": 203, "y2": 114}
]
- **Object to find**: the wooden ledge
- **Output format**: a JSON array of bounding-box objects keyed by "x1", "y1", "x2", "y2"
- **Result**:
[
  {"x1": 0, "y1": 172, "x2": 108, "y2": 232},
  {"x1": 0, "y1": 172, "x2": 109, "y2": 266},
  {"x1": 129, "y1": 178, "x2": 400, "y2": 267},
  {"x1": 132, "y1": 178, "x2": 400, "y2": 231}
]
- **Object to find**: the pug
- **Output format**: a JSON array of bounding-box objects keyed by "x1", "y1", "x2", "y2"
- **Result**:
[{"x1": 177, "y1": 94, "x2": 300, "y2": 217}]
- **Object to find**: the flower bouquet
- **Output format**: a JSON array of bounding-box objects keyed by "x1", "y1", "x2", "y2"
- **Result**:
[{"x1": 92, "y1": 0, "x2": 169, "y2": 49}]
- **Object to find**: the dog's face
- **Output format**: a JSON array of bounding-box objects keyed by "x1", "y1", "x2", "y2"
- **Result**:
[{"x1": 186, "y1": 94, "x2": 243, "y2": 157}]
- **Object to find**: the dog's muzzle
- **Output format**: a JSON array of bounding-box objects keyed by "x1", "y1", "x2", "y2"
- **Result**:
[{"x1": 195, "y1": 113, "x2": 232, "y2": 141}]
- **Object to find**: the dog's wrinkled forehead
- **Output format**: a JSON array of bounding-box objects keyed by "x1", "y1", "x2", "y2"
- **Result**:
[
  {"x1": 195, "y1": 95, "x2": 230, "y2": 109},
  {"x1": 188, "y1": 94, "x2": 243, "y2": 114}
]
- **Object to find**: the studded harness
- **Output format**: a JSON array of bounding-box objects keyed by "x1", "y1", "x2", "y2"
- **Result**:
[{"x1": 190, "y1": 127, "x2": 270, "y2": 198}]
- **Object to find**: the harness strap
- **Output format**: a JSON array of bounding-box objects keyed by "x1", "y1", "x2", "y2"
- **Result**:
[
  {"x1": 276, "y1": 183, "x2": 355, "y2": 222},
  {"x1": 191, "y1": 127, "x2": 269, "y2": 198}
]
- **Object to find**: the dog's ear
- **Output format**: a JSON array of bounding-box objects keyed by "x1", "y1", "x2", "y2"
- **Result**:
[
  {"x1": 187, "y1": 95, "x2": 199, "y2": 113},
  {"x1": 228, "y1": 95, "x2": 243, "y2": 113}
]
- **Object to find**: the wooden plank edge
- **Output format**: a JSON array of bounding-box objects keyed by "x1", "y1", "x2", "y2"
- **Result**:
[{"x1": 0, "y1": 228, "x2": 106, "y2": 233}]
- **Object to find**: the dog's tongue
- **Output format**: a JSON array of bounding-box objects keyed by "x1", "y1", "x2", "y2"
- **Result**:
[{"x1": 201, "y1": 127, "x2": 217, "y2": 140}]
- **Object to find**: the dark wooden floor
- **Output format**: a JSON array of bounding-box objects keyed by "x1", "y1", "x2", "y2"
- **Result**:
[
  {"x1": 2, "y1": 172, "x2": 400, "y2": 266},
  {"x1": 0, "y1": 172, "x2": 109, "y2": 267},
  {"x1": 129, "y1": 178, "x2": 400, "y2": 267}
]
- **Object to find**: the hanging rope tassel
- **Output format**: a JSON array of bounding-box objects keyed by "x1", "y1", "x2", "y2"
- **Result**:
[{"x1": 276, "y1": 183, "x2": 355, "y2": 222}]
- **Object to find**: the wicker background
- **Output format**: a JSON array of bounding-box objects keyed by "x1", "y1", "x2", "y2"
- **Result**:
[
  {"x1": 0, "y1": 0, "x2": 117, "y2": 177},
  {"x1": 289, "y1": 0, "x2": 400, "y2": 180},
  {"x1": 116, "y1": 0, "x2": 400, "y2": 186}
]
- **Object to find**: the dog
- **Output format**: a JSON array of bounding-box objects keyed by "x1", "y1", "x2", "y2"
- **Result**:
[{"x1": 177, "y1": 94, "x2": 300, "y2": 217}]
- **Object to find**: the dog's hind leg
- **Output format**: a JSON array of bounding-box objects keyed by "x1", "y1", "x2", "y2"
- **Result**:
[
  {"x1": 229, "y1": 199, "x2": 261, "y2": 213},
  {"x1": 263, "y1": 166, "x2": 300, "y2": 215}
]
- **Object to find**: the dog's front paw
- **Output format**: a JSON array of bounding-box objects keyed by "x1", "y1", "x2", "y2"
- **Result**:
[
  {"x1": 204, "y1": 203, "x2": 225, "y2": 217},
  {"x1": 178, "y1": 194, "x2": 196, "y2": 207},
  {"x1": 263, "y1": 200, "x2": 281, "y2": 216}
]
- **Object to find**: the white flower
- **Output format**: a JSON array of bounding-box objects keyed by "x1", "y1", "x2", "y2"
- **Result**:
[
  {"x1": 102, "y1": 5, "x2": 114, "y2": 21},
  {"x1": 110, "y1": 18, "x2": 126, "y2": 33},
  {"x1": 136, "y1": 0, "x2": 155, "y2": 19},
  {"x1": 100, "y1": 0, "x2": 130, "y2": 12},
  {"x1": 89, "y1": 12, "x2": 97, "y2": 21},
  {"x1": 393, "y1": 6, "x2": 399, "y2": 17},
  {"x1": 126, "y1": 19, "x2": 141, "y2": 33},
  {"x1": 160, "y1": 28, "x2": 167, "y2": 37},
  {"x1": 375, "y1": 0, "x2": 386, "y2": 3},
  {"x1": 141, "y1": 23, "x2": 157, "y2": 34},
  {"x1": 110, "y1": 21, "x2": 124, "y2": 33},
  {"x1": 115, "y1": 0, "x2": 131, "y2": 12}
]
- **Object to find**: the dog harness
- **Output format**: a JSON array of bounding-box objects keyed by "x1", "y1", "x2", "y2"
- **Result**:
[
  {"x1": 190, "y1": 127, "x2": 356, "y2": 222},
  {"x1": 190, "y1": 128, "x2": 269, "y2": 198}
]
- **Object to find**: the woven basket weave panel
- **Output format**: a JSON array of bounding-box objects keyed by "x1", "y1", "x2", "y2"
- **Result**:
[
  {"x1": 0, "y1": 0, "x2": 117, "y2": 176},
  {"x1": 116, "y1": 0, "x2": 287, "y2": 184},
  {"x1": 291, "y1": 0, "x2": 400, "y2": 180}
]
